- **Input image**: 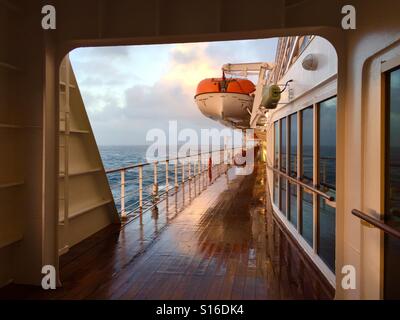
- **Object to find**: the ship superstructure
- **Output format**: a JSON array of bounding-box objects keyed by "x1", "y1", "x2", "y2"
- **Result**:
[
  {"x1": 194, "y1": 35, "x2": 338, "y2": 286},
  {"x1": 1, "y1": 0, "x2": 400, "y2": 301}
]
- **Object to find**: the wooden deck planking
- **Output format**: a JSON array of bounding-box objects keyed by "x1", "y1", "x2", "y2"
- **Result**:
[{"x1": 0, "y1": 162, "x2": 334, "y2": 300}]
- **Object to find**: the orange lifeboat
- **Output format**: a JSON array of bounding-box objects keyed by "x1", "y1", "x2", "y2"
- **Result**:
[
  {"x1": 195, "y1": 77, "x2": 255, "y2": 96},
  {"x1": 194, "y1": 74, "x2": 255, "y2": 128}
]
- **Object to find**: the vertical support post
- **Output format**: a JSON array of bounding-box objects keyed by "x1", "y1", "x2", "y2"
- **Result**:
[
  {"x1": 174, "y1": 159, "x2": 179, "y2": 189},
  {"x1": 313, "y1": 103, "x2": 320, "y2": 254},
  {"x1": 223, "y1": 137, "x2": 227, "y2": 167},
  {"x1": 223, "y1": 145, "x2": 226, "y2": 175},
  {"x1": 198, "y1": 155, "x2": 202, "y2": 193},
  {"x1": 153, "y1": 161, "x2": 159, "y2": 202},
  {"x1": 203, "y1": 161, "x2": 207, "y2": 189},
  {"x1": 181, "y1": 159, "x2": 185, "y2": 201},
  {"x1": 297, "y1": 110, "x2": 302, "y2": 233},
  {"x1": 217, "y1": 151, "x2": 221, "y2": 177},
  {"x1": 182, "y1": 160, "x2": 185, "y2": 183},
  {"x1": 165, "y1": 160, "x2": 169, "y2": 192},
  {"x1": 139, "y1": 165, "x2": 143, "y2": 209},
  {"x1": 188, "y1": 160, "x2": 191, "y2": 181},
  {"x1": 188, "y1": 160, "x2": 192, "y2": 199},
  {"x1": 62, "y1": 58, "x2": 71, "y2": 251},
  {"x1": 232, "y1": 143, "x2": 234, "y2": 165},
  {"x1": 286, "y1": 116, "x2": 290, "y2": 219},
  {"x1": 120, "y1": 169, "x2": 126, "y2": 219},
  {"x1": 63, "y1": 112, "x2": 70, "y2": 240},
  {"x1": 278, "y1": 119, "x2": 281, "y2": 210},
  {"x1": 208, "y1": 152, "x2": 212, "y2": 184},
  {"x1": 198, "y1": 155, "x2": 201, "y2": 192},
  {"x1": 201, "y1": 158, "x2": 204, "y2": 189},
  {"x1": 243, "y1": 129, "x2": 247, "y2": 153},
  {"x1": 196, "y1": 160, "x2": 198, "y2": 195},
  {"x1": 192, "y1": 159, "x2": 196, "y2": 195}
]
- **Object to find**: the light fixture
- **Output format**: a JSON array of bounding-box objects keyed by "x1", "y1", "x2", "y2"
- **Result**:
[{"x1": 302, "y1": 54, "x2": 318, "y2": 71}]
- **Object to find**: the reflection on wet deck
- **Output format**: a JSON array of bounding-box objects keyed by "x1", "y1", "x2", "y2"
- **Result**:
[{"x1": 0, "y1": 162, "x2": 334, "y2": 300}]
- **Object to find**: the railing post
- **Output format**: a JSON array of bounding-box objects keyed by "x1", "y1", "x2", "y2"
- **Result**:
[
  {"x1": 198, "y1": 155, "x2": 201, "y2": 192},
  {"x1": 193, "y1": 159, "x2": 199, "y2": 195},
  {"x1": 188, "y1": 160, "x2": 192, "y2": 199},
  {"x1": 139, "y1": 165, "x2": 143, "y2": 209},
  {"x1": 174, "y1": 159, "x2": 179, "y2": 189},
  {"x1": 220, "y1": 149, "x2": 224, "y2": 176},
  {"x1": 182, "y1": 160, "x2": 185, "y2": 184},
  {"x1": 208, "y1": 152, "x2": 212, "y2": 184},
  {"x1": 223, "y1": 145, "x2": 226, "y2": 164},
  {"x1": 165, "y1": 160, "x2": 169, "y2": 192},
  {"x1": 181, "y1": 159, "x2": 185, "y2": 200},
  {"x1": 215, "y1": 151, "x2": 219, "y2": 177},
  {"x1": 193, "y1": 160, "x2": 196, "y2": 195},
  {"x1": 188, "y1": 160, "x2": 191, "y2": 181},
  {"x1": 120, "y1": 169, "x2": 127, "y2": 220},
  {"x1": 203, "y1": 160, "x2": 206, "y2": 190},
  {"x1": 153, "y1": 161, "x2": 159, "y2": 202}
]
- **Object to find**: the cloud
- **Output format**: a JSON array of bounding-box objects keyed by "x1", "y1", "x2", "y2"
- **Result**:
[{"x1": 69, "y1": 38, "x2": 278, "y2": 145}]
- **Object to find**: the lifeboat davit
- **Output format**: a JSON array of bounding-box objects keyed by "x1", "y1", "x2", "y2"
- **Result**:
[{"x1": 194, "y1": 75, "x2": 255, "y2": 128}]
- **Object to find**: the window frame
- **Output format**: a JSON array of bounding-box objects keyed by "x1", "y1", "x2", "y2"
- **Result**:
[
  {"x1": 272, "y1": 96, "x2": 337, "y2": 259},
  {"x1": 382, "y1": 60, "x2": 400, "y2": 300}
]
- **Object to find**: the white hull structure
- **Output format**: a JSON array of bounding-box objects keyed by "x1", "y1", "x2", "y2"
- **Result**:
[{"x1": 195, "y1": 92, "x2": 252, "y2": 128}]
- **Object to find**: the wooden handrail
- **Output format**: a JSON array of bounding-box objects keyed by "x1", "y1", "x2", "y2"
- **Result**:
[
  {"x1": 266, "y1": 164, "x2": 335, "y2": 201},
  {"x1": 351, "y1": 209, "x2": 400, "y2": 239}
]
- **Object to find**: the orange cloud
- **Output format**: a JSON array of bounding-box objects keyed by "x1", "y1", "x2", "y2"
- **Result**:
[{"x1": 161, "y1": 43, "x2": 221, "y2": 94}]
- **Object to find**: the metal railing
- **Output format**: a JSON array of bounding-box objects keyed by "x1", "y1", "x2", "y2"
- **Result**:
[
  {"x1": 351, "y1": 209, "x2": 400, "y2": 239},
  {"x1": 105, "y1": 146, "x2": 245, "y2": 219},
  {"x1": 266, "y1": 164, "x2": 335, "y2": 201}
]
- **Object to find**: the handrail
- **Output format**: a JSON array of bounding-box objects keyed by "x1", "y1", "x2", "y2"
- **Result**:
[
  {"x1": 351, "y1": 209, "x2": 400, "y2": 239},
  {"x1": 266, "y1": 164, "x2": 335, "y2": 201},
  {"x1": 104, "y1": 145, "x2": 252, "y2": 219},
  {"x1": 105, "y1": 147, "x2": 243, "y2": 174}
]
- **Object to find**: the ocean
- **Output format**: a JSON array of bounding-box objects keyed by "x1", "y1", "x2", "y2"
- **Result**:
[
  {"x1": 99, "y1": 145, "x2": 221, "y2": 213},
  {"x1": 100, "y1": 145, "x2": 177, "y2": 213}
]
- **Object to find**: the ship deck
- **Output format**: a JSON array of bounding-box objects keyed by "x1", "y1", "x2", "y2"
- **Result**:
[{"x1": 0, "y1": 161, "x2": 334, "y2": 300}]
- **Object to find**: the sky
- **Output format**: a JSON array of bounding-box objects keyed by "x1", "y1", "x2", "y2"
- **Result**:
[{"x1": 69, "y1": 38, "x2": 278, "y2": 146}]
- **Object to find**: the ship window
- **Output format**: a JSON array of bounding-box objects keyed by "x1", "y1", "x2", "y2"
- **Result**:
[
  {"x1": 273, "y1": 98, "x2": 337, "y2": 271},
  {"x1": 280, "y1": 118, "x2": 288, "y2": 216},
  {"x1": 273, "y1": 173, "x2": 279, "y2": 206},
  {"x1": 302, "y1": 107, "x2": 313, "y2": 183},
  {"x1": 274, "y1": 121, "x2": 279, "y2": 168},
  {"x1": 280, "y1": 177, "x2": 287, "y2": 215},
  {"x1": 281, "y1": 118, "x2": 287, "y2": 172},
  {"x1": 273, "y1": 121, "x2": 279, "y2": 206},
  {"x1": 301, "y1": 106, "x2": 314, "y2": 246},
  {"x1": 290, "y1": 113, "x2": 297, "y2": 177},
  {"x1": 384, "y1": 67, "x2": 400, "y2": 298},
  {"x1": 288, "y1": 113, "x2": 298, "y2": 226},
  {"x1": 386, "y1": 68, "x2": 400, "y2": 228},
  {"x1": 289, "y1": 183, "x2": 297, "y2": 227},
  {"x1": 299, "y1": 35, "x2": 312, "y2": 54},
  {"x1": 318, "y1": 97, "x2": 337, "y2": 272},
  {"x1": 301, "y1": 188, "x2": 313, "y2": 246}
]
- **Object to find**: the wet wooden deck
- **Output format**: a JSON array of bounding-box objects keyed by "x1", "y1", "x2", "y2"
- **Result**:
[{"x1": 0, "y1": 162, "x2": 334, "y2": 300}]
